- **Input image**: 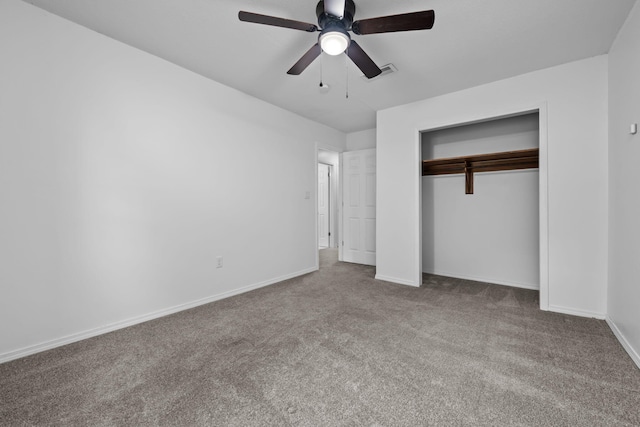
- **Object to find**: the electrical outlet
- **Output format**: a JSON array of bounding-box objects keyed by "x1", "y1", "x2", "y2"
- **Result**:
[{"x1": 216, "y1": 256, "x2": 223, "y2": 268}]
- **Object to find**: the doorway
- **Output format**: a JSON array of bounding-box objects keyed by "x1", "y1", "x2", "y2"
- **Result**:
[{"x1": 317, "y1": 149, "x2": 339, "y2": 252}]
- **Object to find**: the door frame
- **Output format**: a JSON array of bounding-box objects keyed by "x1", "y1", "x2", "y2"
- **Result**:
[
  {"x1": 316, "y1": 148, "x2": 341, "y2": 261},
  {"x1": 318, "y1": 162, "x2": 332, "y2": 248},
  {"x1": 415, "y1": 103, "x2": 549, "y2": 310}
]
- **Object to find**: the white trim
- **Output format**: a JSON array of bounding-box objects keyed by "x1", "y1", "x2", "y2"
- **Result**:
[
  {"x1": 328, "y1": 163, "x2": 335, "y2": 248},
  {"x1": 537, "y1": 103, "x2": 550, "y2": 311},
  {"x1": 422, "y1": 270, "x2": 539, "y2": 290},
  {"x1": 606, "y1": 317, "x2": 640, "y2": 370},
  {"x1": 414, "y1": 128, "x2": 423, "y2": 288},
  {"x1": 415, "y1": 102, "x2": 550, "y2": 312},
  {"x1": 335, "y1": 155, "x2": 341, "y2": 251},
  {"x1": 548, "y1": 304, "x2": 605, "y2": 320},
  {"x1": 338, "y1": 151, "x2": 344, "y2": 261},
  {"x1": 375, "y1": 274, "x2": 421, "y2": 287},
  {"x1": 314, "y1": 142, "x2": 320, "y2": 270},
  {"x1": 0, "y1": 267, "x2": 317, "y2": 364}
]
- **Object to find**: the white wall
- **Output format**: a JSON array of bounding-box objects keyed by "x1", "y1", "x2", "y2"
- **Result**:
[
  {"x1": 422, "y1": 114, "x2": 539, "y2": 289},
  {"x1": 608, "y1": 2, "x2": 640, "y2": 367},
  {"x1": 0, "y1": 0, "x2": 345, "y2": 362},
  {"x1": 346, "y1": 128, "x2": 376, "y2": 151},
  {"x1": 378, "y1": 56, "x2": 608, "y2": 318}
]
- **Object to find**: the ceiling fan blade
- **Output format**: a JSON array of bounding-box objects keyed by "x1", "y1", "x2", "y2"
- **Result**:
[
  {"x1": 287, "y1": 43, "x2": 322, "y2": 75},
  {"x1": 239, "y1": 11, "x2": 318, "y2": 32},
  {"x1": 324, "y1": 0, "x2": 346, "y2": 18},
  {"x1": 346, "y1": 40, "x2": 381, "y2": 79},
  {"x1": 352, "y1": 10, "x2": 435, "y2": 35}
]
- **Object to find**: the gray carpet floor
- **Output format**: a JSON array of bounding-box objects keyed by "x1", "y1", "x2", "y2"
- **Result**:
[{"x1": 1, "y1": 249, "x2": 639, "y2": 426}]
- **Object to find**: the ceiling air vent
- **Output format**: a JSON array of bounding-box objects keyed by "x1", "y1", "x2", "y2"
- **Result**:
[{"x1": 361, "y1": 63, "x2": 397, "y2": 81}]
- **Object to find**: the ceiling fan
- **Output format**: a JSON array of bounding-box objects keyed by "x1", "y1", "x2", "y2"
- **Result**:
[{"x1": 238, "y1": 0, "x2": 435, "y2": 79}]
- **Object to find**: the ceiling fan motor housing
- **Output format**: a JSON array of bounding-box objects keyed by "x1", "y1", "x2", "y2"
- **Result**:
[{"x1": 316, "y1": 0, "x2": 355, "y2": 29}]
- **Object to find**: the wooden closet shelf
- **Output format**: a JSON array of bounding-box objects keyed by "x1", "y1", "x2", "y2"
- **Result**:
[{"x1": 421, "y1": 148, "x2": 539, "y2": 194}]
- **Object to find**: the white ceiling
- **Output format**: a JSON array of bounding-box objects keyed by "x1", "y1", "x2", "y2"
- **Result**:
[{"x1": 23, "y1": 0, "x2": 636, "y2": 133}]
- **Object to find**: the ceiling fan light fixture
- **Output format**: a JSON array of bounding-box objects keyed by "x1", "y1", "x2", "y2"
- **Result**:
[{"x1": 319, "y1": 30, "x2": 350, "y2": 55}]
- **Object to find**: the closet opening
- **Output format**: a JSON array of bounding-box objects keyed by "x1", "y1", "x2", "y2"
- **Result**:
[{"x1": 420, "y1": 112, "x2": 542, "y2": 298}]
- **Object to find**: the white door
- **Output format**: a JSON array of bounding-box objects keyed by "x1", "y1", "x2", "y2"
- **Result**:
[
  {"x1": 342, "y1": 149, "x2": 376, "y2": 265},
  {"x1": 318, "y1": 163, "x2": 330, "y2": 248}
]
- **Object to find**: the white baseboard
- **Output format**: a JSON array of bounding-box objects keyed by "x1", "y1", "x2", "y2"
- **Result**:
[
  {"x1": 606, "y1": 316, "x2": 640, "y2": 370},
  {"x1": 375, "y1": 274, "x2": 420, "y2": 287},
  {"x1": 0, "y1": 266, "x2": 317, "y2": 364},
  {"x1": 548, "y1": 304, "x2": 606, "y2": 320},
  {"x1": 422, "y1": 269, "x2": 540, "y2": 291}
]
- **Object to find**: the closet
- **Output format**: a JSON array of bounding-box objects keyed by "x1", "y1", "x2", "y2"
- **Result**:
[{"x1": 421, "y1": 113, "x2": 540, "y2": 289}]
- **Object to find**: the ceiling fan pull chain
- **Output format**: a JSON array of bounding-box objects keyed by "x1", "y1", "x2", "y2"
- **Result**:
[
  {"x1": 319, "y1": 53, "x2": 324, "y2": 88},
  {"x1": 345, "y1": 52, "x2": 349, "y2": 99}
]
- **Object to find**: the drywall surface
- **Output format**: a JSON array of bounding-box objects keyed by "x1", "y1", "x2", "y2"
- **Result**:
[
  {"x1": 318, "y1": 150, "x2": 339, "y2": 165},
  {"x1": 0, "y1": 0, "x2": 345, "y2": 361},
  {"x1": 608, "y1": 2, "x2": 640, "y2": 367},
  {"x1": 346, "y1": 128, "x2": 376, "y2": 151},
  {"x1": 378, "y1": 55, "x2": 608, "y2": 318},
  {"x1": 422, "y1": 114, "x2": 539, "y2": 289}
]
